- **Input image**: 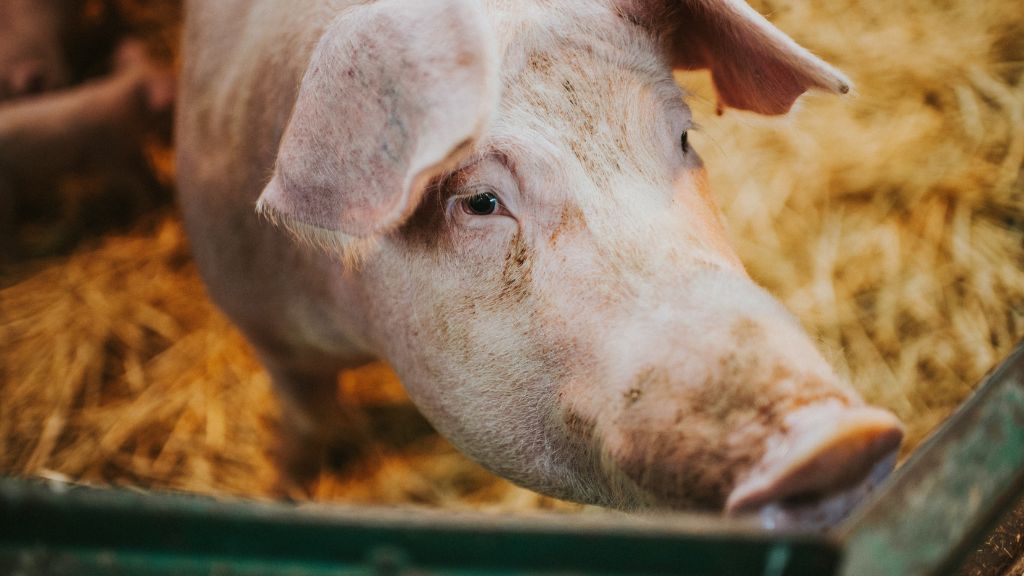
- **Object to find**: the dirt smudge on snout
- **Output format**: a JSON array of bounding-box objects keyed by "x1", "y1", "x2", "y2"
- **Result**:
[
  {"x1": 610, "y1": 356, "x2": 853, "y2": 509},
  {"x1": 623, "y1": 366, "x2": 669, "y2": 406},
  {"x1": 499, "y1": 232, "x2": 533, "y2": 303}
]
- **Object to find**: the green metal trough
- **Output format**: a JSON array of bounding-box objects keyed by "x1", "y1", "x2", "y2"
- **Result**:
[{"x1": 3, "y1": 341, "x2": 1024, "y2": 576}]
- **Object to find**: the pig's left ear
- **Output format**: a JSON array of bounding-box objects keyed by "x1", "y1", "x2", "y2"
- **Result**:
[
  {"x1": 257, "y1": 0, "x2": 499, "y2": 249},
  {"x1": 620, "y1": 0, "x2": 851, "y2": 115}
]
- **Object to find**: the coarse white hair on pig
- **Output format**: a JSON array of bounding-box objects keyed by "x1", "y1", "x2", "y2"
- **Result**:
[{"x1": 179, "y1": 0, "x2": 899, "y2": 527}]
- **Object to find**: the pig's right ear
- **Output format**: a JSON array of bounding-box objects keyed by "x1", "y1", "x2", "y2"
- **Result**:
[
  {"x1": 619, "y1": 0, "x2": 851, "y2": 115},
  {"x1": 256, "y1": 0, "x2": 499, "y2": 250}
]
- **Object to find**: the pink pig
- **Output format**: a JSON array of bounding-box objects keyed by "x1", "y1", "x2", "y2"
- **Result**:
[{"x1": 177, "y1": 0, "x2": 903, "y2": 524}]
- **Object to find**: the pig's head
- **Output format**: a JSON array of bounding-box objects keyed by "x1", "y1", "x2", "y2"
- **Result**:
[
  {"x1": 257, "y1": 0, "x2": 903, "y2": 525},
  {"x1": 0, "y1": 0, "x2": 71, "y2": 100}
]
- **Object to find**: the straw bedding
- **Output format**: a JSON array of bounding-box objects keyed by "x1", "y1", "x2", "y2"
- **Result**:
[{"x1": 0, "y1": 0, "x2": 1022, "y2": 572}]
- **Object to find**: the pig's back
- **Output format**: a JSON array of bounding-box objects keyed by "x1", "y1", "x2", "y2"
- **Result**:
[{"x1": 176, "y1": 0, "x2": 376, "y2": 370}]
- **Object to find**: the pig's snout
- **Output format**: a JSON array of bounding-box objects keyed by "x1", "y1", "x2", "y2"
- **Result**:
[
  {"x1": 11, "y1": 62, "x2": 47, "y2": 95},
  {"x1": 726, "y1": 403, "x2": 903, "y2": 526},
  {"x1": 575, "y1": 274, "x2": 904, "y2": 522},
  {"x1": 2, "y1": 61, "x2": 53, "y2": 100}
]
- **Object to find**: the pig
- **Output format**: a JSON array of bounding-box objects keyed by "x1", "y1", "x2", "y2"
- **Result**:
[
  {"x1": 0, "y1": 0, "x2": 173, "y2": 260},
  {"x1": 177, "y1": 0, "x2": 904, "y2": 525},
  {"x1": 0, "y1": 37, "x2": 175, "y2": 260},
  {"x1": 0, "y1": 38, "x2": 175, "y2": 179}
]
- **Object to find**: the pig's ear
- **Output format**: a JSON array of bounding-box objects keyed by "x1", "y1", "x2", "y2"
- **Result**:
[
  {"x1": 257, "y1": 0, "x2": 498, "y2": 248},
  {"x1": 620, "y1": 0, "x2": 851, "y2": 115}
]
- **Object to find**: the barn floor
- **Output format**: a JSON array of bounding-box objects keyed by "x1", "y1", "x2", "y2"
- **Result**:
[{"x1": 1, "y1": 0, "x2": 1023, "y2": 574}]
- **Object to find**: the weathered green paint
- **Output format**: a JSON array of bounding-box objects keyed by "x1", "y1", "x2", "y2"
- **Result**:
[
  {"x1": 839, "y1": 342, "x2": 1024, "y2": 576},
  {"x1": 0, "y1": 478, "x2": 839, "y2": 576}
]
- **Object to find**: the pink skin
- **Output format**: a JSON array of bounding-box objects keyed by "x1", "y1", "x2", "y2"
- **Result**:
[{"x1": 178, "y1": 0, "x2": 902, "y2": 523}]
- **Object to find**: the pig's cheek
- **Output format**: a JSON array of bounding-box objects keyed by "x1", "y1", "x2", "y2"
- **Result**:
[
  {"x1": 455, "y1": 217, "x2": 520, "y2": 252},
  {"x1": 385, "y1": 220, "x2": 522, "y2": 354},
  {"x1": 421, "y1": 210, "x2": 518, "y2": 266}
]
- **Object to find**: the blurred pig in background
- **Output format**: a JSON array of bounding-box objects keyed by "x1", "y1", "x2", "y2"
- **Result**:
[
  {"x1": 0, "y1": 0, "x2": 72, "y2": 98},
  {"x1": 0, "y1": 0, "x2": 175, "y2": 266}
]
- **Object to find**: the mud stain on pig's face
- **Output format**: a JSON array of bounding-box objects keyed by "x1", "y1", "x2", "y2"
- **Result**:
[
  {"x1": 498, "y1": 232, "x2": 533, "y2": 304},
  {"x1": 548, "y1": 203, "x2": 587, "y2": 246}
]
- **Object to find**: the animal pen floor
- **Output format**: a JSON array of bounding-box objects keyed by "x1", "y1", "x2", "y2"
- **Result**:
[{"x1": 1, "y1": 0, "x2": 1022, "y2": 574}]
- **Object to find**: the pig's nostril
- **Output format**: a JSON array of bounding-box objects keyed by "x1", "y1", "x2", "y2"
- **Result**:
[
  {"x1": 752, "y1": 449, "x2": 899, "y2": 530},
  {"x1": 779, "y1": 488, "x2": 828, "y2": 508},
  {"x1": 8, "y1": 64, "x2": 49, "y2": 97},
  {"x1": 22, "y1": 71, "x2": 47, "y2": 95}
]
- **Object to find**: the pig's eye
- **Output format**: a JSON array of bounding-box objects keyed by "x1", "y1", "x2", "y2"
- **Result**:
[
  {"x1": 461, "y1": 191, "x2": 500, "y2": 216},
  {"x1": 680, "y1": 131, "x2": 689, "y2": 154}
]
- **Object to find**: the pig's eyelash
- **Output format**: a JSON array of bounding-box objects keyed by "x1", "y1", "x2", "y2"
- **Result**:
[
  {"x1": 451, "y1": 183, "x2": 500, "y2": 199},
  {"x1": 680, "y1": 123, "x2": 700, "y2": 155}
]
